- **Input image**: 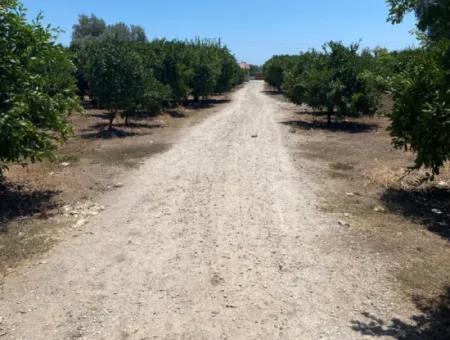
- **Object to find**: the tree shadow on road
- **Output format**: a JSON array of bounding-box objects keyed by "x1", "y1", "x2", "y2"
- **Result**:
[
  {"x1": 185, "y1": 98, "x2": 231, "y2": 110},
  {"x1": 351, "y1": 288, "x2": 450, "y2": 339},
  {"x1": 166, "y1": 110, "x2": 187, "y2": 118},
  {"x1": 261, "y1": 89, "x2": 282, "y2": 96}
]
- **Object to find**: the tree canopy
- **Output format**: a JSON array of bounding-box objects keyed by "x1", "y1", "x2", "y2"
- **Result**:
[
  {"x1": 386, "y1": 0, "x2": 450, "y2": 176},
  {"x1": 70, "y1": 17, "x2": 245, "y2": 128},
  {"x1": 0, "y1": 0, "x2": 79, "y2": 176},
  {"x1": 264, "y1": 42, "x2": 383, "y2": 123}
]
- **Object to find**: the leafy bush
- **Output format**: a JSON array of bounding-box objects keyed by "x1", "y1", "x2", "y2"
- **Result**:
[{"x1": 0, "y1": 0, "x2": 79, "y2": 176}]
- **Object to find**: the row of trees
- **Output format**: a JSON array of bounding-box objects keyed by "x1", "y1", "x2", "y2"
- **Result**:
[
  {"x1": 71, "y1": 15, "x2": 245, "y2": 129},
  {"x1": 0, "y1": 2, "x2": 244, "y2": 176},
  {"x1": 264, "y1": 43, "x2": 384, "y2": 124},
  {"x1": 263, "y1": 0, "x2": 450, "y2": 176}
]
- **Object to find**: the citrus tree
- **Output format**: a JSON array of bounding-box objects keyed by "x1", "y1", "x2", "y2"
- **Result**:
[
  {"x1": 70, "y1": 16, "x2": 244, "y2": 126},
  {"x1": 271, "y1": 42, "x2": 382, "y2": 123},
  {"x1": 83, "y1": 35, "x2": 169, "y2": 129},
  {"x1": 263, "y1": 55, "x2": 298, "y2": 91},
  {"x1": 0, "y1": 0, "x2": 79, "y2": 176},
  {"x1": 387, "y1": 0, "x2": 450, "y2": 176}
]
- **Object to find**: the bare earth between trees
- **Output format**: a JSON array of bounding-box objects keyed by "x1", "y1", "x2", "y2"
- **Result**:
[{"x1": 1, "y1": 81, "x2": 449, "y2": 339}]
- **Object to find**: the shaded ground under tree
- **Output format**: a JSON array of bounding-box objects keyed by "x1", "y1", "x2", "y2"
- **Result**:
[
  {"x1": 381, "y1": 186, "x2": 450, "y2": 241},
  {"x1": 352, "y1": 288, "x2": 450, "y2": 339}
]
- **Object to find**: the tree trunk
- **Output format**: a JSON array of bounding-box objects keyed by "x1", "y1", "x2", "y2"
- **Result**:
[
  {"x1": 108, "y1": 112, "x2": 116, "y2": 131},
  {"x1": 124, "y1": 113, "x2": 129, "y2": 126},
  {"x1": 327, "y1": 104, "x2": 333, "y2": 124}
]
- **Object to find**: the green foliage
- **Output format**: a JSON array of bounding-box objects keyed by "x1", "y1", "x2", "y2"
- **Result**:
[
  {"x1": 388, "y1": 40, "x2": 450, "y2": 176},
  {"x1": 145, "y1": 39, "x2": 192, "y2": 104},
  {"x1": 188, "y1": 39, "x2": 224, "y2": 100},
  {"x1": 81, "y1": 34, "x2": 170, "y2": 128},
  {"x1": 387, "y1": 0, "x2": 450, "y2": 41},
  {"x1": 387, "y1": 0, "x2": 450, "y2": 175},
  {"x1": 266, "y1": 42, "x2": 383, "y2": 122},
  {"x1": 72, "y1": 14, "x2": 106, "y2": 40},
  {"x1": 216, "y1": 49, "x2": 243, "y2": 93},
  {"x1": 0, "y1": 0, "x2": 79, "y2": 176},
  {"x1": 389, "y1": 43, "x2": 449, "y2": 173},
  {"x1": 70, "y1": 17, "x2": 244, "y2": 126},
  {"x1": 249, "y1": 65, "x2": 262, "y2": 77},
  {"x1": 263, "y1": 55, "x2": 298, "y2": 91}
]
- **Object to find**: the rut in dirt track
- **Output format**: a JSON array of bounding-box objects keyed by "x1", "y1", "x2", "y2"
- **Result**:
[{"x1": 0, "y1": 81, "x2": 410, "y2": 339}]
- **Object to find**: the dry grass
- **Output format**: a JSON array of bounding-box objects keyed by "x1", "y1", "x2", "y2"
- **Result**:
[{"x1": 277, "y1": 98, "x2": 450, "y2": 307}]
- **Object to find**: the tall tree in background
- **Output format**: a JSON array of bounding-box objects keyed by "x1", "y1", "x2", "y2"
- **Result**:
[
  {"x1": 387, "y1": 0, "x2": 450, "y2": 40},
  {"x1": 72, "y1": 14, "x2": 106, "y2": 40},
  {"x1": 0, "y1": 0, "x2": 79, "y2": 177},
  {"x1": 70, "y1": 15, "x2": 107, "y2": 98}
]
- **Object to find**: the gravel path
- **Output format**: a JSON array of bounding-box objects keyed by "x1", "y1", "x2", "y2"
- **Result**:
[{"x1": 0, "y1": 81, "x2": 412, "y2": 339}]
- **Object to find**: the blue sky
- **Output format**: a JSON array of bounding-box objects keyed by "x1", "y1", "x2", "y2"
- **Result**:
[{"x1": 22, "y1": 0, "x2": 418, "y2": 65}]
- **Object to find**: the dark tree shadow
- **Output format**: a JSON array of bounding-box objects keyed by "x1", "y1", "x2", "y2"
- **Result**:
[
  {"x1": 89, "y1": 111, "x2": 161, "y2": 121},
  {"x1": 261, "y1": 90, "x2": 283, "y2": 96},
  {"x1": 88, "y1": 122, "x2": 164, "y2": 130},
  {"x1": 295, "y1": 110, "x2": 335, "y2": 118},
  {"x1": 124, "y1": 111, "x2": 161, "y2": 119},
  {"x1": 184, "y1": 98, "x2": 231, "y2": 110},
  {"x1": 0, "y1": 183, "x2": 60, "y2": 230},
  {"x1": 79, "y1": 121, "x2": 164, "y2": 140},
  {"x1": 281, "y1": 119, "x2": 378, "y2": 133},
  {"x1": 114, "y1": 122, "x2": 165, "y2": 129},
  {"x1": 166, "y1": 110, "x2": 187, "y2": 118},
  {"x1": 79, "y1": 128, "x2": 143, "y2": 140},
  {"x1": 351, "y1": 288, "x2": 450, "y2": 339},
  {"x1": 89, "y1": 112, "x2": 112, "y2": 120},
  {"x1": 381, "y1": 186, "x2": 450, "y2": 240}
]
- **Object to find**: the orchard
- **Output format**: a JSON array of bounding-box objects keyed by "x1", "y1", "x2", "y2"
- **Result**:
[
  {"x1": 263, "y1": 0, "x2": 450, "y2": 176},
  {"x1": 0, "y1": 4, "x2": 244, "y2": 174}
]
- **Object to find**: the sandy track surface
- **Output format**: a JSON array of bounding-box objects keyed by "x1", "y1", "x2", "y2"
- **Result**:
[{"x1": 0, "y1": 81, "x2": 412, "y2": 339}]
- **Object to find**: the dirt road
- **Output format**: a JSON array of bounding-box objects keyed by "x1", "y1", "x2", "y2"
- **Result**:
[{"x1": 0, "y1": 81, "x2": 412, "y2": 339}]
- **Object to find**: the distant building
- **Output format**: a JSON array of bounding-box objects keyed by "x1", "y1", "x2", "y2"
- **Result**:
[{"x1": 239, "y1": 62, "x2": 251, "y2": 70}]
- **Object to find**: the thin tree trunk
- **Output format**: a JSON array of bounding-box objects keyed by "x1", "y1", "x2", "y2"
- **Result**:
[
  {"x1": 327, "y1": 104, "x2": 333, "y2": 124},
  {"x1": 108, "y1": 112, "x2": 116, "y2": 131}
]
